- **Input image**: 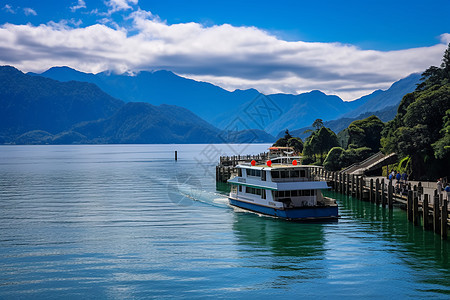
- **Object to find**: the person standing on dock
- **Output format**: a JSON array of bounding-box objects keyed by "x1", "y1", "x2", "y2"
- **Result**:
[
  {"x1": 445, "y1": 183, "x2": 450, "y2": 201},
  {"x1": 437, "y1": 178, "x2": 443, "y2": 200},
  {"x1": 402, "y1": 172, "x2": 408, "y2": 184}
]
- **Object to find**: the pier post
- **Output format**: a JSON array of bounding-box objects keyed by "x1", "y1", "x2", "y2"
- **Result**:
[
  {"x1": 175, "y1": 150, "x2": 178, "y2": 161},
  {"x1": 369, "y1": 179, "x2": 374, "y2": 203},
  {"x1": 352, "y1": 175, "x2": 355, "y2": 196},
  {"x1": 375, "y1": 179, "x2": 380, "y2": 204},
  {"x1": 441, "y1": 200, "x2": 448, "y2": 239},
  {"x1": 381, "y1": 179, "x2": 386, "y2": 207},
  {"x1": 434, "y1": 193, "x2": 440, "y2": 234},
  {"x1": 413, "y1": 192, "x2": 419, "y2": 226},
  {"x1": 407, "y1": 190, "x2": 413, "y2": 222},
  {"x1": 344, "y1": 173, "x2": 348, "y2": 195},
  {"x1": 360, "y1": 176, "x2": 364, "y2": 200},
  {"x1": 423, "y1": 194, "x2": 430, "y2": 230},
  {"x1": 388, "y1": 181, "x2": 393, "y2": 209},
  {"x1": 356, "y1": 175, "x2": 360, "y2": 199}
]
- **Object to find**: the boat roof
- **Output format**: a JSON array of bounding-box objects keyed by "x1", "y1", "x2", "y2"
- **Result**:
[{"x1": 238, "y1": 164, "x2": 317, "y2": 170}]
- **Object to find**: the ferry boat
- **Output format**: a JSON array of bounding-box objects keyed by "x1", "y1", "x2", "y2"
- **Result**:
[{"x1": 227, "y1": 148, "x2": 338, "y2": 221}]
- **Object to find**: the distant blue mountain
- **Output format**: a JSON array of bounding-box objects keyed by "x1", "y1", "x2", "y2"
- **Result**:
[
  {"x1": 30, "y1": 66, "x2": 420, "y2": 138},
  {"x1": 1, "y1": 66, "x2": 275, "y2": 144},
  {"x1": 32, "y1": 67, "x2": 371, "y2": 134},
  {"x1": 31, "y1": 67, "x2": 261, "y2": 125},
  {"x1": 340, "y1": 73, "x2": 421, "y2": 118}
]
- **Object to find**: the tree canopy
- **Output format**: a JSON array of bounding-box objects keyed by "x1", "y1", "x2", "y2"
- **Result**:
[
  {"x1": 347, "y1": 115, "x2": 384, "y2": 152},
  {"x1": 381, "y1": 43, "x2": 450, "y2": 179},
  {"x1": 303, "y1": 126, "x2": 339, "y2": 163},
  {"x1": 273, "y1": 129, "x2": 303, "y2": 153}
]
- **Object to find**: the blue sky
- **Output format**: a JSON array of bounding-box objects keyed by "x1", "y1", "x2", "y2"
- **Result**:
[{"x1": 1, "y1": 0, "x2": 449, "y2": 99}]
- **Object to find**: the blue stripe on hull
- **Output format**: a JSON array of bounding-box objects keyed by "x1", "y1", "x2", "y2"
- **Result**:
[{"x1": 229, "y1": 199, "x2": 338, "y2": 221}]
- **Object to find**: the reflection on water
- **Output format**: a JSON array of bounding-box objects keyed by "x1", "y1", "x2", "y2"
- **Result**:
[{"x1": 233, "y1": 213, "x2": 326, "y2": 259}]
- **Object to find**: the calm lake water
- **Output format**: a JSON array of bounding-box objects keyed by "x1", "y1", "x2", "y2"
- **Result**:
[{"x1": 0, "y1": 144, "x2": 449, "y2": 299}]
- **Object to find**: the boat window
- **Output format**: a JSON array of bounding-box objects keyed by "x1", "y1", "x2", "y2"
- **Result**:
[
  {"x1": 290, "y1": 170, "x2": 300, "y2": 178},
  {"x1": 261, "y1": 170, "x2": 266, "y2": 181},
  {"x1": 304, "y1": 190, "x2": 311, "y2": 196},
  {"x1": 247, "y1": 169, "x2": 261, "y2": 177},
  {"x1": 300, "y1": 170, "x2": 306, "y2": 177},
  {"x1": 262, "y1": 189, "x2": 266, "y2": 199},
  {"x1": 280, "y1": 170, "x2": 287, "y2": 178},
  {"x1": 271, "y1": 171, "x2": 279, "y2": 178},
  {"x1": 238, "y1": 168, "x2": 242, "y2": 177},
  {"x1": 238, "y1": 185, "x2": 242, "y2": 192},
  {"x1": 291, "y1": 190, "x2": 298, "y2": 197},
  {"x1": 245, "y1": 186, "x2": 265, "y2": 197}
]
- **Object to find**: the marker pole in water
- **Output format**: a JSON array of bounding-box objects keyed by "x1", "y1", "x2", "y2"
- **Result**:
[{"x1": 175, "y1": 151, "x2": 178, "y2": 161}]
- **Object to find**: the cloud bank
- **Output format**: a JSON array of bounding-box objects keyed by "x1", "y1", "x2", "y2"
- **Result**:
[{"x1": 0, "y1": 7, "x2": 448, "y2": 100}]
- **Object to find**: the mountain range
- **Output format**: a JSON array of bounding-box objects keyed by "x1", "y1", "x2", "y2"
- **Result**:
[
  {"x1": 0, "y1": 66, "x2": 273, "y2": 144},
  {"x1": 31, "y1": 67, "x2": 420, "y2": 136},
  {"x1": 1, "y1": 65, "x2": 421, "y2": 145}
]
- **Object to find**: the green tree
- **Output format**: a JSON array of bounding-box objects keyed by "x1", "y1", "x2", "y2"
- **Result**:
[
  {"x1": 432, "y1": 109, "x2": 450, "y2": 159},
  {"x1": 323, "y1": 147, "x2": 344, "y2": 171},
  {"x1": 347, "y1": 115, "x2": 384, "y2": 152},
  {"x1": 287, "y1": 137, "x2": 303, "y2": 154},
  {"x1": 381, "y1": 44, "x2": 450, "y2": 179},
  {"x1": 304, "y1": 127, "x2": 339, "y2": 164},
  {"x1": 273, "y1": 129, "x2": 295, "y2": 147},
  {"x1": 312, "y1": 119, "x2": 324, "y2": 131}
]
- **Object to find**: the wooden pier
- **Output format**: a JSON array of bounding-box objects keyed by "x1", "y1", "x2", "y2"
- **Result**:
[
  {"x1": 215, "y1": 155, "x2": 449, "y2": 239},
  {"x1": 308, "y1": 167, "x2": 449, "y2": 239}
]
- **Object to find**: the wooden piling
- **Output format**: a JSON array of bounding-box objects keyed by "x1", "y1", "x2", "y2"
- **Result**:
[
  {"x1": 407, "y1": 190, "x2": 413, "y2": 222},
  {"x1": 359, "y1": 177, "x2": 364, "y2": 200},
  {"x1": 388, "y1": 181, "x2": 393, "y2": 209},
  {"x1": 434, "y1": 194, "x2": 440, "y2": 234},
  {"x1": 413, "y1": 193, "x2": 419, "y2": 226},
  {"x1": 423, "y1": 194, "x2": 430, "y2": 230},
  {"x1": 356, "y1": 175, "x2": 360, "y2": 199},
  {"x1": 351, "y1": 175, "x2": 355, "y2": 196},
  {"x1": 175, "y1": 150, "x2": 178, "y2": 161},
  {"x1": 442, "y1": 200, "x2": 448, "y2": 239},
  {"x1": 381, "y1": 179, "x2": 386, "y2": 207},
  {"x1": 369, "y1": 179, "x2": 374, "y2": 203},
  {"x1": 375, "y1": 178, "x2": 380, "y2": 204}
]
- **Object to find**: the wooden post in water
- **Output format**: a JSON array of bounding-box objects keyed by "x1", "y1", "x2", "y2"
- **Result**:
[
  {"x1": 423, "y1": 194, "x2": 430, "y2": 230},
  {"x1": 360, "y1": 177, "x2": 365, "y2": 201},
  {"x1": 356, "y1": 175, "x2": 360, "y2": 199},
  {"x1": 369, "y1": 179, "x2": 374, "y2": 203},
  {"x1": 175, "y1": 151, "x2": 178, "y2": 161},
  {"x1": 344, "y1": 173, "x2": 350, "y2": 195},
  {"x1": 434, "y1": 193, "x2": 440, "y2": 234},
  {"x1": 407, "y1": 190, "x2": 413, "y2": 222},
  {"x1": 375, "y1": 179, "x2": 380, "y2": 204},
  {"x1": 338, "y1": 173, "x2": 342, "y2": 193},
  {"x1": 388, "y1": 181, "x2": 393, "y2": 209},
  {"x1": 351, "y1": 175, "x2": 355, "y2": 196},
  {"x1": 381, "y1": 179, "x2": 386, "y2": 207},
  {"x1": 413, "y1": 192, "x2": 419, "y2": 226},
  {"x1": 441, "y1": 200, "x2": 448, "y2": 239}
]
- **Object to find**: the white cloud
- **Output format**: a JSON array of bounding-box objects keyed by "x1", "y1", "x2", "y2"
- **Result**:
[
  {"x1": 23, "y1": 7, "x2": 37, "y2": 16},
  {"x1": 70, "y1": 0, "x2": 86, "y2": 12},
  {"x1": 0, "y1": 9, "x2": 447, "y2": 100},
  {"x1": 3, "y1": 4, "x2": 15, "y2": 14},
  {"x1": 105, "y1": 0, "x2": 138, "y2": 14}
]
